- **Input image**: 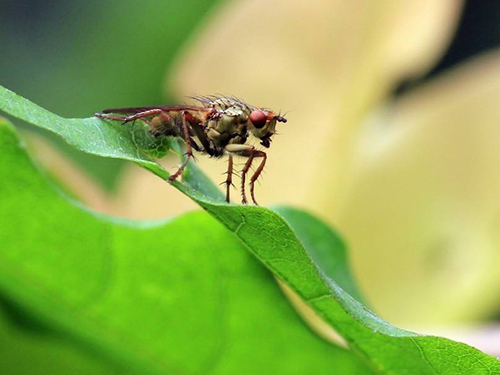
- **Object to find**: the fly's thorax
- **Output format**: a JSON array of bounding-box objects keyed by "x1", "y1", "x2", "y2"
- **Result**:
[
  {"x1": 206, "y1": 111, "x2": 242, "y2": 149},
  {"x1": 216, "y1": 113, "x2": 240, "y2": 133},
  {"x1": 207, "y1": 128, "x2": 231, "y2": 149},
  {"x1": 207, "y1": 104, "x2": 249, "y2": 138}
]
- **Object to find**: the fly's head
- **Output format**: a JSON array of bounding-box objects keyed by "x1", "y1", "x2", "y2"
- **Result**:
[
  {"x1": 192, "y1": 95, "x2": 287, "y2": 148},
  {"x1": 248, "y1": 109, "x2": 287, "y2": 148}
]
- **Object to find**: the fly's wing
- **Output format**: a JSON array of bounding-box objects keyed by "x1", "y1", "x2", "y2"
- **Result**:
[{"x1": 102, "y1": 105, "x2": 206, "y2": 114}]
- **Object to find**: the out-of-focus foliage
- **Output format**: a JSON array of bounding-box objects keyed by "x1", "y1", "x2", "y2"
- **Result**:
[
  {"x1": 336, "y1": 53, "x2": 500, "y2": 324},
  {"x1": 0, "y1": 0, "x2": 223, "y2": 188}
]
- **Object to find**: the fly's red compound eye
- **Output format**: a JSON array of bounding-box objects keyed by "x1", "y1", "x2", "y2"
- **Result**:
[{"x1": 249, "y1": 110, "x2": 267, "y2": 128}]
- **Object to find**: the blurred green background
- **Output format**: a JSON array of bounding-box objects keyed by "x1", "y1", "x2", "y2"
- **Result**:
[
  {"x1": 0, "y1": 0, "x2": 223, "y2": 188},
  {"x1": 2, "y1": 0, "x2": 500, "y2": 357}
]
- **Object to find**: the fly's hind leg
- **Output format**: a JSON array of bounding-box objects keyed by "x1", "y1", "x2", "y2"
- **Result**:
[
  {"x1": 95, "y1": 109, "x2": 163, "y2": 123},
  {"x1": 94, "y1": 113, "x2": 127, "y2": 121},
  {"x1": 95, "y1": 109, "x2": 171, "y2": 136},
  {"x1": 169, "y1": 111, "x2": 194, "y2": 183},
  {"x1": 120, "y1": 109, "x2": 164, "y2": 124},
  {"x1": 225, "y1": 144, "x2": 266, "y2": 205}
]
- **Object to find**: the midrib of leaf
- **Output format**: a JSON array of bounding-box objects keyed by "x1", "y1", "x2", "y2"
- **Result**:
[{"x1": 1, "y1": 84, "x2": 499, "y2": 375}]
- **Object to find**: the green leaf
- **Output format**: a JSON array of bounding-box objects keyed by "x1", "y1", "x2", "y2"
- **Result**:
[
  {"x1": 0, "y1": 296, "x2": 130, "y2": 375},
  {"x1": 272, "y1": 207, "x2": 366, "y2": 304},
  {"x1": 0, "y1": 118, "x2": 372, "y2": 374},
  {"x1": 1, "y1": 85, "x2": 500, "y2": 374}
]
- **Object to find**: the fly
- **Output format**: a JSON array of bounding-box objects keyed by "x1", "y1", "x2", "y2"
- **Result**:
[{"x1": 94, "y1": 95, "x2": 287, "y2": 205}]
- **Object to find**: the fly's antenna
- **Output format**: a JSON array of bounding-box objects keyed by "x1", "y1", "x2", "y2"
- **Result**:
[
  {"x1": 275, "y1": 114, "x2": 287, "y2": 123},
  {"x1": 275, "y1": 109, "x2": 290, "y2": 123}
]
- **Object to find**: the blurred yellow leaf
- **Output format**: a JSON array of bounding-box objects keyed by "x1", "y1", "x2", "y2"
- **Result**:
[{"x1": 336, "y1": 51, "x2": 500, "y2": 325}]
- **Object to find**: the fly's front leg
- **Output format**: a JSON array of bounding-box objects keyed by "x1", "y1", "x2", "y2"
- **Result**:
[
  {"x1": 225, "y1": 144, "x2": 266, "y2": 205},
  {"x1": 249, "y1": 152, "x2": 267, "y2": 205},
  {"x1": 169, "y1": 111, "x2": 194, "y2": 183}
]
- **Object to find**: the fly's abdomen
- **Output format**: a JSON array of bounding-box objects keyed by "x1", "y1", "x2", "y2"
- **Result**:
[{"x1": 149, "y1": 112, "x2": 182, "y2": 138}]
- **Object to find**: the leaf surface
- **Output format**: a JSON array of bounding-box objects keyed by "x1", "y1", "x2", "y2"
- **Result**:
[{"x1": 0, "y1": 118, "x2": 372, "y2": 374}]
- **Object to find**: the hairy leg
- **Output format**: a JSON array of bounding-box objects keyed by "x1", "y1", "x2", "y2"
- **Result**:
[
  {"x1": 240, "y1": 153, "x2": 255, "y2": 204},
  {"x1": 222, "y1": 155, "x2": 234, "y2": 203},
  {"x1": 225, "y1": 144, "x2": 266, "y2": 205},
  {"x1": 168, "y1": 111, "x2": 194, "y2": 183},
  {"x1": 94, "y1": 113, "x2": 127, "y2": 121},
  {"x1": 249, "y1": 153, "x2": 267, "y2": 205}
]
